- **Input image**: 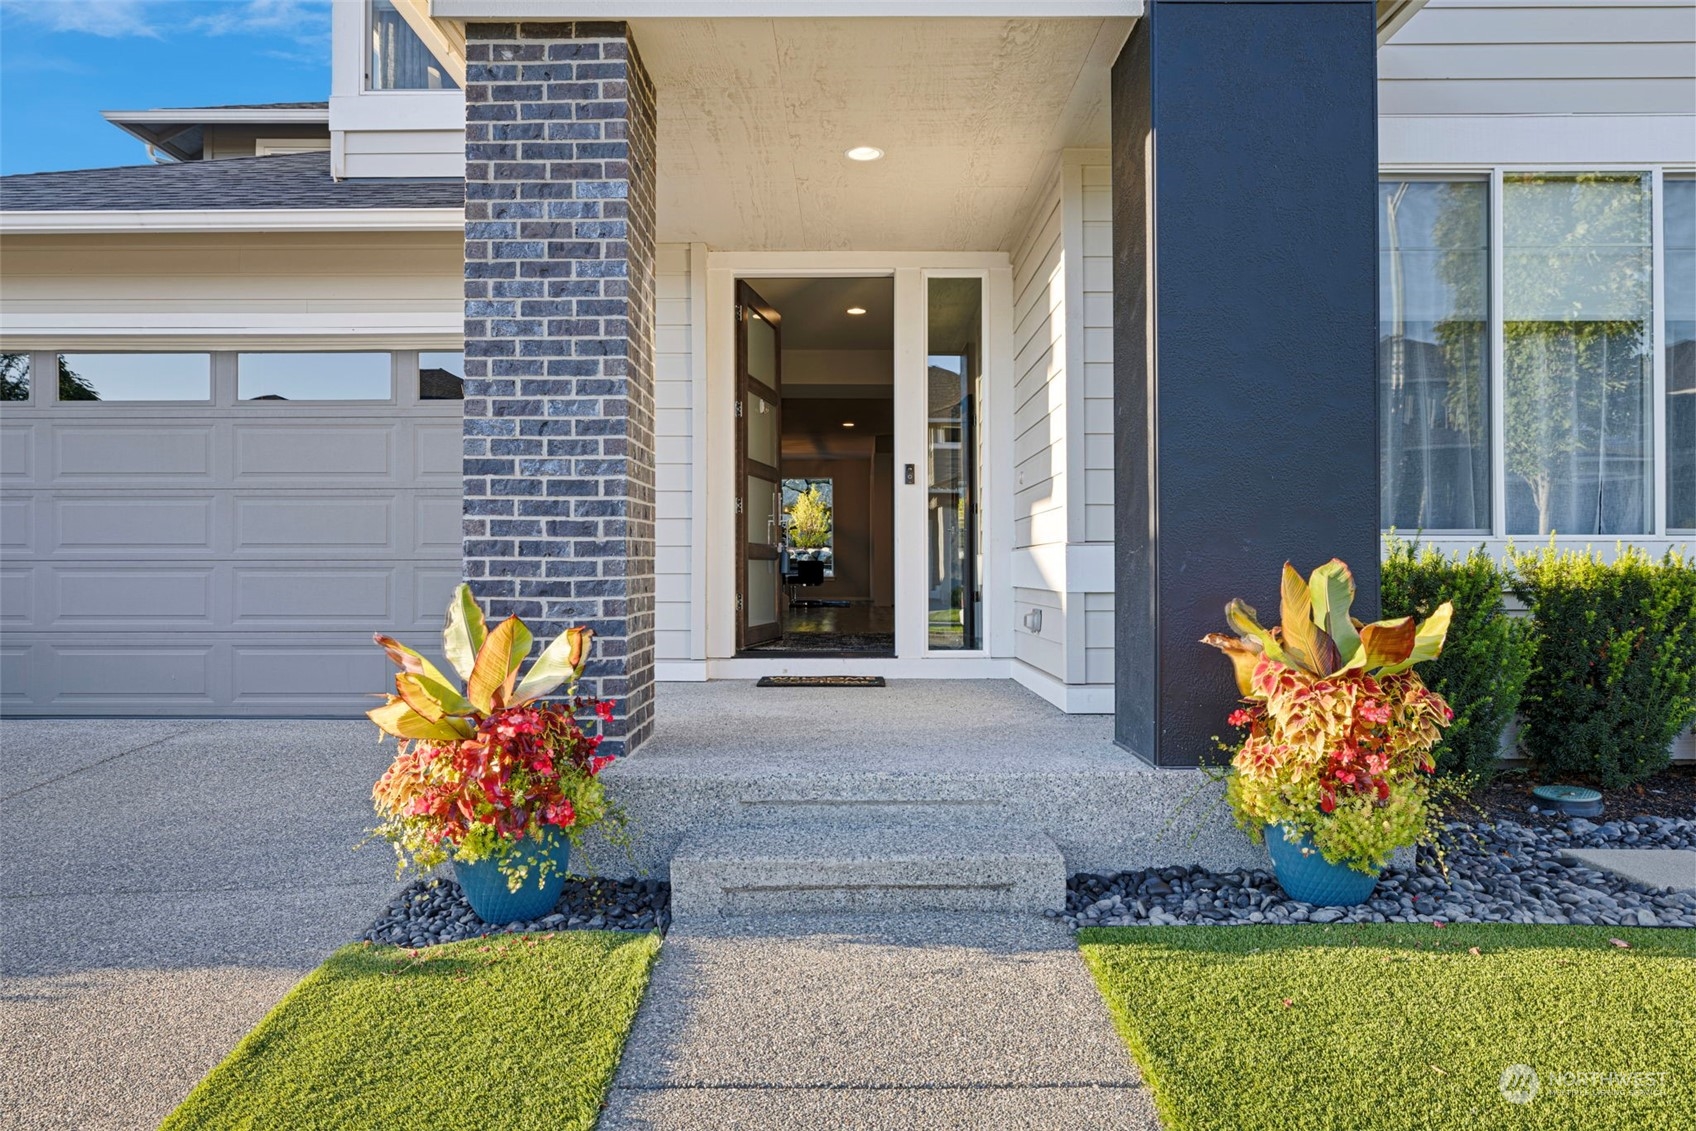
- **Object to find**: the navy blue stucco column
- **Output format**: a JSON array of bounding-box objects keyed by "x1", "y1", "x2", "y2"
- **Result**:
[{"x1": 1111, "y1": 0, "x2": 1380, "y2": 767}]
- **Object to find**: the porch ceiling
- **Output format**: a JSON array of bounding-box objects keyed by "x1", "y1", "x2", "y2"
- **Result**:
[{"x1": 631, "y1": 16, "x2": 1131, "y2": 251}]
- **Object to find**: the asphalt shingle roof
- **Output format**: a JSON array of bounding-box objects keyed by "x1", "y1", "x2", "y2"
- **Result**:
[{"x1": 0, "y1": 151, "x2": 463, "y2": 212}]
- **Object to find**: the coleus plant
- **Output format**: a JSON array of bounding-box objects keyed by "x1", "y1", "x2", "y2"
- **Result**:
[
  {"x1": 1204, "y1": 560, "x2": 1456, "y2": 872},
  {"x1": 367, "y1": 584, "x2": 620, "y2": 890}
]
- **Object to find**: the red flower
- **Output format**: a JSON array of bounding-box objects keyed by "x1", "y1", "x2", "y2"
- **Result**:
[
  {"x1": 1227, "y1": 708, "x2": 1254, "y2": 728},
  {"x1": 595, "y1": 700, "x2": 616, "y2": 724}
]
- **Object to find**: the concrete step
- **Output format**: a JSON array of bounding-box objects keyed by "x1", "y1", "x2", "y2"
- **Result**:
[{"x1": 669, "y1": 822, "x2": 1067, "y2": 920}]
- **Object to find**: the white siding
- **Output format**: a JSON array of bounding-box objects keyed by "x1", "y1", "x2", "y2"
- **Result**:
[
  {"x1": 339, "y1": 129, "x2": 463, "y2": 180},
  {"x1": 0, "y1": 232, "x2": 462, "y2": 348},
  {"x1": 1380, "y1": 0, "x2": 1696, "y2": 116},
  {"x1": 1006, "y1": 151, "x2": 1115, "y2": 706},
  {"x1": 654, "y1": 243, "x2": 695, "y2": 664},
  {"x1": 1010, "y1": 167, "x2": 1067, "y2": 684}
]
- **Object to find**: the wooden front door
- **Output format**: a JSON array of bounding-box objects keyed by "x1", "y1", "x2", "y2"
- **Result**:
[{"x1": 736, "y1": 281, "x2": 783, "y2": 650}]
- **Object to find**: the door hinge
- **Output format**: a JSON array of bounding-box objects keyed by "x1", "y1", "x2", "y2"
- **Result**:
[
  {"x1": 734, "y1": 399, "x2": 743, "y2": 419},
  {"x1": 736, "y1": 594, "x2": 744, "y2": 612},
  {"x1": 735, "y1": 496, "x2": 743, "y2": 515},
  {"x1": 735, "y1": 303, "x2": 743, "y2": 322}
]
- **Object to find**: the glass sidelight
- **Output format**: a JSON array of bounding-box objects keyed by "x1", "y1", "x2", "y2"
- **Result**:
[{"x1": 926, "y1": 277, "x2": 982, "y2": 650}]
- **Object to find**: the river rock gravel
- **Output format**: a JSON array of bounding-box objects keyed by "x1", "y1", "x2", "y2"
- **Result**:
[
  {"x1": 1061, "y1": 813, "x2": 1696, "y2": 930},
  {"x1": 361, "y1": 874, "x2": 670, "y2": 947}
]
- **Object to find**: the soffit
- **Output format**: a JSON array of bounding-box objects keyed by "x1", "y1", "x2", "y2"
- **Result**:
[
  {"x1": 747, "y1": 276, "x2": 894, "y2": 351},
  {"x1": 630, "y1": 16, "x2": 1130, "y2": 251}
]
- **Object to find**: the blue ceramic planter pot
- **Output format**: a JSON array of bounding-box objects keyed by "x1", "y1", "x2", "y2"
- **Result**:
[
  {"x1": 1264, "y1": 824, "x2": 1380, "y2": 907},
  {"x1": 453, "y1": 830, "x2": 571, "y2": 925}
]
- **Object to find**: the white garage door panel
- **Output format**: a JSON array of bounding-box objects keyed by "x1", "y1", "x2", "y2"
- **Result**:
[
  {"x1": 0, "y1": 646, "x2": 31, "y2": 704},
  {"x1": 0, "y1": 568, "x2": 31, "y2": 625},
  {"x1": 232, "y1": 567, "x2": 394, "y2": 624},
  {"x1": 235, "y1": 495, "x2": 395, "y2": 549},
  {"x1": 234, "y1": 425, "x2": 395, "y2": 479},
  {"x1": 230, "y1": 644, "x2": 393, "y2": 707},
  {"x1": 57, "y1": 496, "x2": 216, "y2": 550},
  {"x1": 1, "y1": 496, "x2": 35, "y2": 552},
  {"x1": 54, "y1": 566, "x2": 217, "y2": 625},
  {"x1": 55, "y1": 427, "x2": 214, "y2": 479},
  {"x1": 51, "y1": 645, "x2": 217, "y2": 704},
  {"x1": 1, "y1": 397, "x2": 464, "y2": 715},
  {"x1": 1, "y1": 427, "x2": 33, "y2": 479}
]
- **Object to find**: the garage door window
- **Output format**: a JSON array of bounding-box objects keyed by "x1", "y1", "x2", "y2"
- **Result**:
[
  {"x1": 57, "y1": 353, "x2": 211, "y2": 402},
  {"x1": 419, "y1": 351, "x2": 465, "y2": 399},
  {"x1": 238, "y1": 352, "x2": 393, "y2": 401}
]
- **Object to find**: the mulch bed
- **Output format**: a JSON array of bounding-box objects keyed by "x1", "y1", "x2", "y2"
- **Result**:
[{"x1": 1479, "y1": 763, "x2": 1696, "y2": 827}]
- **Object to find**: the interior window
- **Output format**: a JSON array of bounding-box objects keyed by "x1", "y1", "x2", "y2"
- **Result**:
[
  {"x1": 369, "y1": 0, "x2": 457, "y2": 91},
  {"x1": 57, "y1": 354, "x2": 209, "y2": 401},
  {"x1": 238, "y1": 353, "x2": 392, "y2": 401},
  {"x1": 419, "y1": 351, "x2": 466, "y2": 400}
]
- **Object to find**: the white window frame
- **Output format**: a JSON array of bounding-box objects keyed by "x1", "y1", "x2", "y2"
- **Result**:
[{"x1": 1379, "y1": 163, "x2": 1696, "y2": 552}]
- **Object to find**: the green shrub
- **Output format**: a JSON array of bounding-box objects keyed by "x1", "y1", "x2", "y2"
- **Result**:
[
  {"x1": 1381, "y1": 536, "x2": 1532, "y2": 788},
  {"x1": 1510, "y1": 543, "x2": 1696, "y2": 789}
]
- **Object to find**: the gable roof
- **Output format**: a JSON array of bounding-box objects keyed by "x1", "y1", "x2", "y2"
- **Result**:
[{"x1": 0, "y1": 151, "x2": 463, "y2": 213}]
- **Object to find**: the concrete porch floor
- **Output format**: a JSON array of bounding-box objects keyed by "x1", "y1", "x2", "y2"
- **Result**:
[{"x1": 592, "y1": 679, "x2": 1260, "y2": 881}]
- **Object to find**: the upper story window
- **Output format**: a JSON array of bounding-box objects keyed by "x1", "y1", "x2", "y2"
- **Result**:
[{"x1": 368, "y1": 0, "x2": 456, "y2": 91}]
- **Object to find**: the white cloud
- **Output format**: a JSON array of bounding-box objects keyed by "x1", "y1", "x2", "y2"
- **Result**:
[
  {"x1": 0, "y1": 0, "x2": 331, "y2": 45},
  {"x1": 0, "y1": 0, "x2": 164, "y2": 39}
]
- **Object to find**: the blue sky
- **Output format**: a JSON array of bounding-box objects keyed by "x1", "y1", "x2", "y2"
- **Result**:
[{"x1": 1, "y1": 0, "x2": 331, "y2": 176}]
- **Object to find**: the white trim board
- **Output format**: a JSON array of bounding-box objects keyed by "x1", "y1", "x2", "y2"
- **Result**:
[
  {"x1": 656, "y1": 660, "x2": 708, "y2": 682},
  {"x1": 1011, "y1": 659, "x2": 1114, "y2": 715},
  {"x1": 0, "y1": 209, "x2": 463, "y2": 235},
  {"x1": 707, "y1": 656, "x2": 1013, "y2": 681},
  {"x1": 433, "y1": 2, "x2": 1145, "y2": 17},
  {"x1": 1381, "y1": 115, "x2": 1696, "y2": 169}
]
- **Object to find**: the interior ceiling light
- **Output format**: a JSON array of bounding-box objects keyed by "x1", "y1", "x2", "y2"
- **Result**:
[
  {"x1": 846, "y1": 307, "x2": 867, "y2": 316},
  {"x1": 845, "y1": 146, "x2": 884, "y2": 162},
  {"x1": 842, "y1": 421, "x2": 856, "y2": 428}
]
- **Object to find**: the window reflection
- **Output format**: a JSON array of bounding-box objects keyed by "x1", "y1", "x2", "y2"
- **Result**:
[
  {"x1": 57, "y1": 354, "x2": 208, "y2": 401},
  {"x1": 927, "y1": 277, "x2": 982, "y2": 651},
  {"x1": 420, "y1": 351, "x2": 465, "y2": 400},
  {"x1": 238, "y1": 353, "x2": 392, "y2": 401}
]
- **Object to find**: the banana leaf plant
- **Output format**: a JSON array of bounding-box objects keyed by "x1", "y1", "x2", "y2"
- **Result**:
[
  {"x1": 1202, "y1": 559, "x2": 1453, "y2": 693},
  {"x1": 368, "y1": 583, "x2": 594, "y2": 741}
]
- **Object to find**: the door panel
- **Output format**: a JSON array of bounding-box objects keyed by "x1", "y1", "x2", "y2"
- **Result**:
[{"x1": 736, "y1": 281, "x2": 783, "y2": 649}]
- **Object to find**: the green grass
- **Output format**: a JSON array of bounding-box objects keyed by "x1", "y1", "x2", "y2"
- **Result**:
[
  {"x1": 162, "y1": 931, "x2": 661, "y2": 1131},
  {"x1": 1080, "y1": 924, "x2": 1696, "y2": 1131}
]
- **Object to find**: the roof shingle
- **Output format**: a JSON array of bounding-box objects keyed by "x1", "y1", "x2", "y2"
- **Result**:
[{"x1": 0, "y1": 151, "x2": 463, "y2": 212}]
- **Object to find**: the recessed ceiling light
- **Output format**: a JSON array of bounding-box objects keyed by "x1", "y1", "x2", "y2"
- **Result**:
[
  {"x1": 842, "y1": 421, "x2": 856, "y2": 428},
  {"x1": 845, "y1": 146, "x2": 884, "y2": 162},
  {"x1": 846, "y1": 307, "x2": 867, "y2": 316}
]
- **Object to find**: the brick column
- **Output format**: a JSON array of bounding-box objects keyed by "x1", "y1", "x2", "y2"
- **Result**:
[{"x1": 461, "y1": 21, "x2": 657, "y2": 755}]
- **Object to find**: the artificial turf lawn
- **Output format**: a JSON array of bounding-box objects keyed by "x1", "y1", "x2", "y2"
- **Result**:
[
  {"x1": 1080, "y1": 924, "x2": 1695, "y2": 1131},
  {"x1": 161, "y1": 931, "x2": 661, "y2": 1131}
]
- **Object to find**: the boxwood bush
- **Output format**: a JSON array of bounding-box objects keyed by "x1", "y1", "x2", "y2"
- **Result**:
[
  {"x1": 1510, "y1": 544, "x2": 1696, "y2": 789},
  {"x1": 1381, "y1": 537, "x2": 1532, "y2": 788}
]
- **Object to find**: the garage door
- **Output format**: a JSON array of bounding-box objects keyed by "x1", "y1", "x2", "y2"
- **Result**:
[{"x1": 0, "y1": 349, "x2": 463, "y2": 715}]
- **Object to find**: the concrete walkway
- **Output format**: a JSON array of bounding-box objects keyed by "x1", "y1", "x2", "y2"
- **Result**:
[
  {"x1": 598, "y1": 913, "x2": 1159, "y2": 1130},
  {"x1": 0, "y1": 719, "x2": 399, "y2": 1131}
]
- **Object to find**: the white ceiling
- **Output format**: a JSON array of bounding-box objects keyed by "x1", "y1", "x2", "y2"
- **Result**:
[{"x1": 630, "y1": 16, "x2": 1131, "y2": 251}]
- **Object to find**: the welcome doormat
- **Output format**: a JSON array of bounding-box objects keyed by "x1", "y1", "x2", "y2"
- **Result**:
[{"x1": 755, "y1": 676, "x2": 887, "y2": 688}]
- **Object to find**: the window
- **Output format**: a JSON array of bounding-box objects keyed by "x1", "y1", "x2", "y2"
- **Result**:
[
  {"x1": 57, "y1": 354, "x2": 209, "y2": 401},
  {"x1": 1379, "y1": 180, "x2": 1491, "y2": 533},
  {"x1": 926, "y1": 276, "x2": 983, "y2": 651},
  {"x1": 1503, "y1": 173, "x2": 1653, "y2": 536},
  {"x1": 238, "y1": 353, "x2": 392, "y2": 401},
  {"x1": 368, "y1": 0, "x2": 457, "y2": 91},
  {"x1": 1380, "y1": 169, "x2": 1691, "y2": 538},
  {"x1": 1668, "y1": 177, "x2": 1696, "y2": 531},
  {"x1": 1, "y1": 353, "x2": 28, "y2": 401},
  {"x1": 420, "y1": 351, "x2": 465, "y2": 400}
]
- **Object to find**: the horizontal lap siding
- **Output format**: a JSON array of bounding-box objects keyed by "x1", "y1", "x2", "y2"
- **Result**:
[
  {"x1": 1079, "y1": 158, "x2": 1115, "y2": 693},
  {"x1": 1380, "y1": 1, "x2": 1696, "y2": 115},
  {"x1": 1011, "y1": 171, "x2": 1067, "y2": 683},
  {"x1": 654, "y1": 243, "x2": 694, "y2": 663}
]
